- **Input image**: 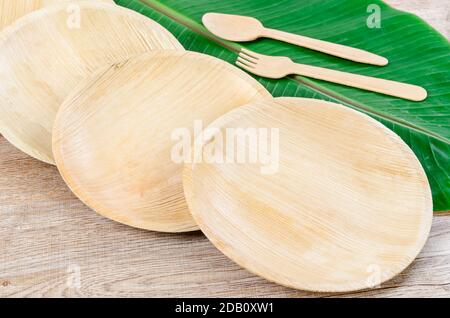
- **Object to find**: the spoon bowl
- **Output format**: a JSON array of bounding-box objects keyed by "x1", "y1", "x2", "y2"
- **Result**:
[{"x1": 203, "y1": 13, "x2": 263, "y2": 41}]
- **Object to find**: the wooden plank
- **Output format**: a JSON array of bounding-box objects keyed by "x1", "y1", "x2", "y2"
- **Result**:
[{"x1": 1, "y1": 133, "x2": 449, "y2": 298}]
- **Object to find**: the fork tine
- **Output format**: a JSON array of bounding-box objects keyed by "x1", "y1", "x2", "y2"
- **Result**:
[
  {"x1": 237, "y1": 56, "x2": 256, "y2": 68},
  {"x1": 240, "y1": 48, "x2": 260, "y2": 60},
  {"x1": 236, "y1": 61, "x2": 255, "y2": 72},
  {"x1": 238, "y1": 51, "x2": 258, "y2": 64}
]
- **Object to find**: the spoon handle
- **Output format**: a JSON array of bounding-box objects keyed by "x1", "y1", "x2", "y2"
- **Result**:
[{"x1": 263, "y1": 28, "x2": 388, "y2": 66}]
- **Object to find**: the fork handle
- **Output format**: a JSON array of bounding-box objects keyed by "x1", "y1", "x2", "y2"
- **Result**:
[
  {"x1": 263, "y1": 28, "x2": 388, "y2": 66},
  {"x1": 292, "y1": 63, "x2": 427, "y2": 101}
]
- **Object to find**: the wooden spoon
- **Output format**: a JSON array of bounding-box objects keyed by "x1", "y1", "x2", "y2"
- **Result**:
[
  {"x1": 52, "y1": 51, "x2": 270, "y2": 233},
  {"x1": 183, "y1": 97, "x2": 432, "y2": 292},
  {"x1": 203, "y1": 13, "x2": 388, "y2": 66},
  {"x1": 0, "y1": 1, "x2": 183, "y2": 164},
  {"x1": 0, "y1": 0, "x2": 113, "y2": 31}
]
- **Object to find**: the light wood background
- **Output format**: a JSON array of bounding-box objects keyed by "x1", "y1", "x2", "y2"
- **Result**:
[{"x1": 0, "y1": 0, "x2": 449, "y2": 298}]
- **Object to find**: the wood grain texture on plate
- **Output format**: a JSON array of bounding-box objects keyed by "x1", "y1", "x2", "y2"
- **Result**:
[
  {"x1": 183, "y1": 97, "x2": 433, "y2": 292},
  {"x1": 0, "y1": 0, "x2": 114, "y2": 31},
  {"x1": 52, "y1": 51, "x2": 271, "y2": 233},
  {"x1": 0, "y1": 1, "x2": 183, "y2": 164}
]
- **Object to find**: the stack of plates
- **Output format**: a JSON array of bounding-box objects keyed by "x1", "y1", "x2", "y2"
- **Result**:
[{"x1": 0, "y1": 0, "x2": 432, "y2": 292}]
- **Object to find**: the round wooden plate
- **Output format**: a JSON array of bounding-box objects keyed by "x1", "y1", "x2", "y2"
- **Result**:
[
  {"x1": 183, "y1": 97, "x2": 433, "y2": 292},
  {"x1": 0, "y1": 0, "x2": 113, "y2": 31},
  {"x1": 0, "y1": 1, "x2": 183, "y2": 164},
  {"x1": 52, "y1": 51, "x2": 271, "y2": 233}
]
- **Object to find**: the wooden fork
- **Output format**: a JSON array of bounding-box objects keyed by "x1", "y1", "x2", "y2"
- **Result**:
[{"x1": 236, "y1": 49, "x2": 427, "y2": 101}]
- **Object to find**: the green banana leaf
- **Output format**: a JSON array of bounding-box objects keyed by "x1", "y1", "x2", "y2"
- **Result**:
[{"x1": 115, "y1": 0, "x2": 450, "y2": 212}]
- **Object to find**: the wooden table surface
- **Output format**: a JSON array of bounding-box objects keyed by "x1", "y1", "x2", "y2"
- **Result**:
[{"x1": 0, "y1": 0, "x2": 449, "y2": 298}]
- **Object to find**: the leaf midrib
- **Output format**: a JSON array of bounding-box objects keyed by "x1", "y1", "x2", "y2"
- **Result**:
[{"x1": 138, "y1": 0, "x2": 450, "y2": 145}]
